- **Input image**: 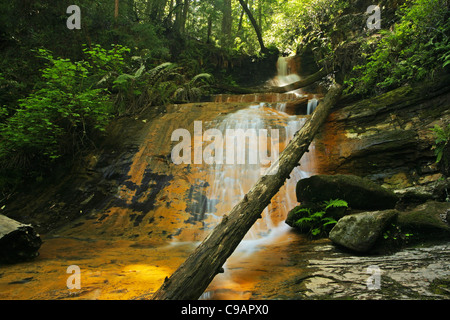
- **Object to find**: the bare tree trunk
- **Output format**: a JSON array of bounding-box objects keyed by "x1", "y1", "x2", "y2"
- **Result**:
[
  {"x1": 237, "y1": 0, "x2": 245, "y2": 31},
  {"x1": 151, "y1": 81, "x2": 343, "y2": 300},
  {"x1": 258, "y1": 0, "x2": 263, "y2": 31},
  {"x1": 115, "y1": 0, "x2": 119, "y2": 20}
]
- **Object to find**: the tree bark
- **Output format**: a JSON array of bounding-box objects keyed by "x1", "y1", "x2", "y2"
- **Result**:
[
  {"x1": 151, "y1": 81, "x2": 343, "y2": 300},
  {"x1": 173, "y1": 0, "x2": 183, "y2": 34},
  {"x1": 237, "y1": 0, "x2": 267, "y2": 54},
  {"x1": 0, "y1": 214, "x2": 42, "y2": 264},
  {"x1": 213, "y1": 67, "x2": 328, "y2": 94},
  {"x1": 180, "y1": 0, "x2": 189, "y2": 34},
  {"x1": 115, "y1": 0, "x2": 119, "y2": 20}
]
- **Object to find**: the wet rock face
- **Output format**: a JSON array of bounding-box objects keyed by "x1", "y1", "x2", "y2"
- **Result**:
[
  {"x1": 314, "y1": 76, "x2": 450, "y2": 189},
  {"x1": 394, "y1": 177, "x2": 450, "y2": 210},
  {"x1": 251, "y1": 237, "x2": 450, "y2": 300}
]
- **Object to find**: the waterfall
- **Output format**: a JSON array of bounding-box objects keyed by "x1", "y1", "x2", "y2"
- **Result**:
[
  {"x1": 307, "y1": 98, "x2": 319, "y2": 115},
  {"x1": 273, "y1": 56, "x2": 321, "y2": 116},
  {"x1": 274, "y1": 56, "x2": 301, "y2": 87},
  {"x1": 185, "y1": 104, "x2": 313, "y2": 249}
]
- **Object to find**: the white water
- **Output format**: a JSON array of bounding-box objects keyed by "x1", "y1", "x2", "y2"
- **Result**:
[{"x1": 275, "y1": 56, "x2": 301, "y2": 87}]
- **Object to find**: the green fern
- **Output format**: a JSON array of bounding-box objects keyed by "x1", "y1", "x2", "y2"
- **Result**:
[
  {"x1": 293, "y1": 199, "x2": 345, "y2": 238},
  {"x1": 324, "y1": 199, "x2": 349, "y2": 210},
  {"x1": 173, "y1": 73, "x2": 213, "y2": 103},
  {"x1": 431, "y1": 124, "x2": 450, "y2": 164}
]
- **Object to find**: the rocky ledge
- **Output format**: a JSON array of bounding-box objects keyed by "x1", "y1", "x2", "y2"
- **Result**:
[{"x1": 262, "y1": 239, "x2": 450, "y2": 300}]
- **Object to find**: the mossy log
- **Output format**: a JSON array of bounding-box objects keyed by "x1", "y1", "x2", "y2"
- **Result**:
[{"x1": 151, "y1": 81, "x2": 343, "y2": 300}]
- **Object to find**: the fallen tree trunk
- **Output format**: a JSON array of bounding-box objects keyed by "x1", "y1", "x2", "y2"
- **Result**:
[
  {"x1": 213, "y1": 68, "x2": 328, "y2": 94},
  {"x1": 0, "y1": 214, "x2": 42, "y2": 264},
  {"x1": 152, "y1": 81, "x2": 343, "y2": 300}
]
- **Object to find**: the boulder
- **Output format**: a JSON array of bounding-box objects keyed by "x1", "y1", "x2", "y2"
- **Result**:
[
  {"x1": 0, "y1": 214, "x2": 42, "y2": 264},
  {"x1": 329, "y1": 210, "x2": 398, "y2": 253},
  {"x1": 397, "y1": 201, "x2": 450, "y2": 235},
  {"x1": 395, "y1": 178, "x2": 450, "y2": 210},
  {"x1": 296, "y1": 174, "x2": 399, "y2": 210}
]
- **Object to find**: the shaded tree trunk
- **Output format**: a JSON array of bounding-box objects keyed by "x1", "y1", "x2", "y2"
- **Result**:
[
  {"x1": 151, "y1": 81, "x2": 343, "y2": 300},
  {"x1": 206, "y1": 14, "x2": 212, "y2": 44},
  {"x1": 180, "y1": 0, "x2": 189, "y2": 34},
  {"x1": 222, "y1": 0, "x2": 232, "y2": 45},
  {"x1": 173, "y1": 0, "x2": 183, "y2": 33}
]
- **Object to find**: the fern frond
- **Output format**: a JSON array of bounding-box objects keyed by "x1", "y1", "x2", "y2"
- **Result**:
[
  {"x1": 146, "y1": 62, "x2": 178, "y2": 85},
  {"x1": 324, "y1": 199, "x2": 348, "y2": 210},
  {"x1": 190, "y1": 73, "x2": 213, "y2": 85}
]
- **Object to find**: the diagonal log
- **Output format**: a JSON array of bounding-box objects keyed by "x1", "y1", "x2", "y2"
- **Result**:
[{"x1": 151, "y1": 81, "x2": 343, "y2": 300}]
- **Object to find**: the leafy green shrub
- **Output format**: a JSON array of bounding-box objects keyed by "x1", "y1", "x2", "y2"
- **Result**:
[
  {"x1": 345, "y1": 0, "x2": 450, "y2": 96},
  {"x1": 0, "y1": 47, "x2": 119, "y2": 189},
  {"x1": 293, "y1": 199, "x2": 348, "y2": 238},
  {"x1": 83, "y1": 44, "x2": 130, "y2": 82}
]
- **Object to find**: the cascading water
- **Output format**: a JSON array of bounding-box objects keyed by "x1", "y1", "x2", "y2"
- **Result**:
[
  {"x1": 307, "y1": 98, "x2": 319, "y2": 115},
  {"x1": 274, "y1": 56, "x2": 320, "y2": 115},
  {"x1": 199, "y1": 105, "x2": 312, "y2": 241},
  {"x1": 274, "y1": 56, "x2": 301, "y2": 87}
]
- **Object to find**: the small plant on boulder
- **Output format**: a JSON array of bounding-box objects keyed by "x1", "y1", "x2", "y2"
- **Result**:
[{"x1": 292, "y1": 199, "x2": 348, "y2": 238}]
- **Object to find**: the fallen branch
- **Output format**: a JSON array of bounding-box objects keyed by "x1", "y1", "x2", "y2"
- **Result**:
[
  {"x1": 152, "y1": 81, "x2": 343, "y2": 300},
  {"x1": 213, "y1": 68, "x2": 328, "y2": 94}
]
